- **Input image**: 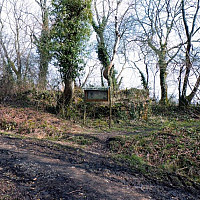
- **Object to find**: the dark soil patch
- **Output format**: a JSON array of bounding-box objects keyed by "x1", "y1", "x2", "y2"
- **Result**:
[
  {"x1": 0, "y1": 103, "x2": 200, "y2": 199},
  {"x1": 0, "y1": 133, "x2": 199, "y2": 200}
]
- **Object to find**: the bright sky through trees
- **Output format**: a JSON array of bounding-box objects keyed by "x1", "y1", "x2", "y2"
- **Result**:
[{"x1": 0, "y1": 0, "x2": 199, "y2": 103}]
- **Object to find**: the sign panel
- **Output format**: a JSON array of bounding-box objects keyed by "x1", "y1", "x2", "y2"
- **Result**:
[{"x1": 84, "y1": 88, "x2": 109, "y2": 102}]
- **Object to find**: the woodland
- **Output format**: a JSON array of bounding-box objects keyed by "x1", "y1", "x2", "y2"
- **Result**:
[
  {"x1": 0, "y1": 0, "x2": 200, "y2": 105},
  {"x1": 0, "y1": 0, "x2": 200, "y2": 199}
]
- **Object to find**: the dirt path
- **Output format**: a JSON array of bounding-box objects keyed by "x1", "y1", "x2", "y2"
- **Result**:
[{"x1": 0, "y1": 133, "x2": 199, "y2": 200}]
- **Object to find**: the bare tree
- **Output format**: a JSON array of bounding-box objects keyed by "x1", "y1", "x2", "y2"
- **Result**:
[
  {"x1": 80, "y1": 63, "x2": 98, "y2": 88},
  {"x1": 0, "y1": 0, "x2": 14, "y2": 94},
  {"x1": 179, "y1": 0, "x2": 200, "y2": 106},
  {"x1": 134, "y1": 0, "x2": 182, "y2": 104},
  {"x1": 0, "y1": 0, "x2": 14, "y2": 82},
  {"x1": 0, "y1": 0, "x2": 36, "y2": 85}
]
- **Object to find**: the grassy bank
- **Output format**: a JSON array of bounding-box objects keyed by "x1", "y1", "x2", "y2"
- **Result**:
[
  {"x1": 0, "y1": 98, "x2": 200, "y2": 191},
  {"x1": 107, "y1": 116, "x2": 200, "y2": 190}
]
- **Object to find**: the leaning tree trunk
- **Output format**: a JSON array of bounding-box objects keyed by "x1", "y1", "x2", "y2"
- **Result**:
[
  {"x1": 179, "y1": 0, "x2": 200, "y2": 107},
  {"x1": 179, "y1": 40, "x2": 192, "y2": 106},
  {"x1": 187, "y1": 75, "x2": 200, "y2": 103}
]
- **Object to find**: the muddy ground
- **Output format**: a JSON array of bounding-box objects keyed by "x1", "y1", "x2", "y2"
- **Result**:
[
  {"x1": 0, "y1": 132, "x2": 199, "y2": 200},
  {"x1": 0, "y1": 103, "x2": 200, "y2": 199}
]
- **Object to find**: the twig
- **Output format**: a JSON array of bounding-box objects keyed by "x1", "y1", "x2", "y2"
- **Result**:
[{"x1": 66, "y1": 188, "x2": 82, "y2": 195}]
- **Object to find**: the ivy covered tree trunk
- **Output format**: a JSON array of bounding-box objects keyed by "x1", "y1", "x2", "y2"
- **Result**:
[
  {"x1": 36, "y1": 0, "x2": 50, "y2": 90},
  {"x1": 56, "y1": 77, "x2": 74, "y2": 117},
  {"x1": 148, "y1": 43, "x2": 168, "y2": 105},
  {"x1": 159, "y1": 58, "x2": 168, "y2": 104},
  {"x1": 50, "y1": 0, "x2": 92, "y2": 109},
  {"x1": 38, "y1": 28, "x2": 50, "y2": 90},
  {"x1": 92, "y1": 1, "x2": 121, "y2": 89},
  {"x1": 92, "y1": 20, "x2": 110, "y2": 86},
  {"x1": 100, "y1": 67, "x2": 105, "y2": 87}
]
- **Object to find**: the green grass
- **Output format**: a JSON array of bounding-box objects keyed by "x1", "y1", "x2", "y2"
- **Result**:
[
  {"x1": 66, "y1": 135, "x2": 96, "y2": 146},
  {"x1": 107, "y1": 116, "x2": 200, "y2": 187},
  {"x1": 1, "y1": 101, "x2": 200, "y2": 189}
]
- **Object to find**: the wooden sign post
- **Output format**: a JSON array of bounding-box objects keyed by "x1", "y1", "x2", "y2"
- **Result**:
[{"x1": 83, "y1": 87, "x2": 111, "y2": 127}]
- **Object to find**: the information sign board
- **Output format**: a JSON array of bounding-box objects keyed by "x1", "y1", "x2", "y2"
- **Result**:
[{"x1": 84, "y1": 88, "x2": 109, "y2": 102}]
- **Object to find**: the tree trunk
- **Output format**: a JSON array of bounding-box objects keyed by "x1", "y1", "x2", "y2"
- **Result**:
[
  {"x1": 38, "y1": 30, "x2": 49, "y2": 90},
  {"x1": 180, "y1": 75, "x2": 200, "y2": 106},
  {"x1": 100, "y1": 67, "x2": 105, "y2": 87},
  {"x1": 187, "y1": 75, "x2": 200, "y2": 103},
  {"x1": 159, "y1": 56, "x2": 168, "y2": 104},
  {"x1": 37, "y1": 0, "x2": 50, "y2": 90},
  {"x1": 179, "y1": 42, "x2": 192, "y2": 107},
  {"x1": 56, "y1": 77, "x2": 74, "y2": 114},
  {"x1": 63, "y1": 78, "x2": 74, "y2": 106},
  {"x1": 38, "y1": 56, "x2": 49, "y2": 89},
  {"x1": 179, "y1": 44, "x2": 193, "y2": 107},
  {"x1": 179, "y1": 0, "x2": 200, "y2": 106}
]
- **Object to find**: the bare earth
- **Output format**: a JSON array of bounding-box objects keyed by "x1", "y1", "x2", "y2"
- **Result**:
[{"x1": 0, "y1": 133, "x2": 199, "y2": 200}]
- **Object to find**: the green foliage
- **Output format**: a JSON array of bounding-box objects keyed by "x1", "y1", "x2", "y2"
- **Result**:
[
  {"x1": 0, "y1": 120, "x2": 17, "y2": 131},
  {"x1": 25, "y1": 89, "x2": 58, "y2": 113},
  {"x1": 66, "y1": 135, "x2": 95, "y2": 145},
  {"x1": 92, "y1": 19, "x2": 110, "y2": 69},
  {"x1": 112, "y1": 103, "x2": 128, "y2": 120},
  {"x1": 134, "y1": 64, "x2": 148, "y2": 90},
  {"x1": 50, "y1": 0, "x2": 92, "y2": 80},
  {"x1": 33, "y1": 1, "x2": 51, "y2": 89},
  {"x1": 97, "y1": 42, "x2": 110, "y2": 68}
]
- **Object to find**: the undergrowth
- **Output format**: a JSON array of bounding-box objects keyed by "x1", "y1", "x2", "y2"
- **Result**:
[
  {"x1": 0, "y1": 87, "x2": 200, "y2": 191},
  {"x1": 107, "y1": 117, "x2": 200, "y2": 189}
]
